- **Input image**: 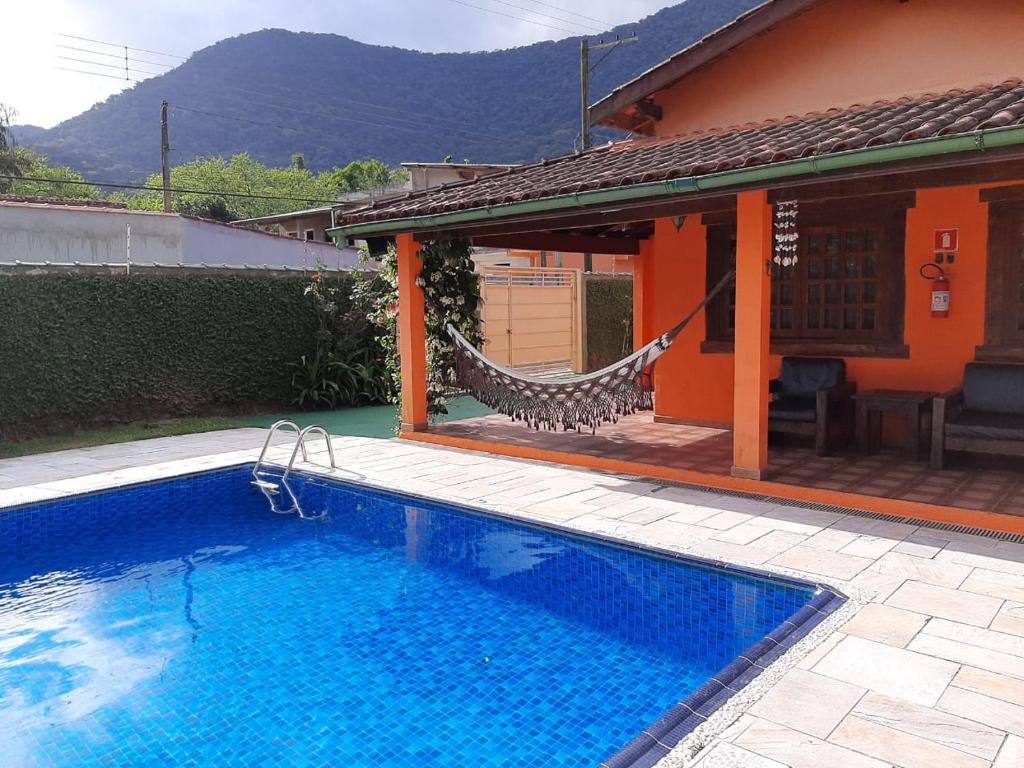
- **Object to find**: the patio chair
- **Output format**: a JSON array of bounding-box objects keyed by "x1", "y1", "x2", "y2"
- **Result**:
[
  {"x1": 930, "y1": 362, "x2": 1024, "y2": 469},
  {"x1": 769, "y1": 357, "x2": 856, "y2": 457}
]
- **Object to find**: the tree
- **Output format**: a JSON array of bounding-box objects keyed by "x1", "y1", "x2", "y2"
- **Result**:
[
  {"x1": 0, "y1": 104, "x2": 24, "y2": 193},
  {"x1": 321, "y1": 159, "x2": 408, "y2": 197}
]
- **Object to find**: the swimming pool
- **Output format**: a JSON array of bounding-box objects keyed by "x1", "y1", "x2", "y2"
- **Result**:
[{"x1": 0, "y1": 466, "x2": 843, "y2": 767}]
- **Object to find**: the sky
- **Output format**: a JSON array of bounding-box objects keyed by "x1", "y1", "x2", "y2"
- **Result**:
[{"x1": 2, "y1": 0, "x2": 678, "y2": 129}]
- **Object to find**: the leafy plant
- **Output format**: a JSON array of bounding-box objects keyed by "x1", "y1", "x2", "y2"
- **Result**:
[
  {"x1": 287, "y1": 354, "x2": 343, "y2": 410},
  {"x1": 358, "y1": 238, "x2": 482, "y2": 426},
  {"x1": 287, "y1": 264, "x2": 394, "y2": 410}
]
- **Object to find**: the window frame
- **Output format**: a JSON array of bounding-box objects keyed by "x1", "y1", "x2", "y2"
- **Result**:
[
  {"x1": 979, "y1": 199, "x2": 1024, "y2": 361},
  {"x1": 703, "y1": 202, "x2": 908, "y2": 358}
]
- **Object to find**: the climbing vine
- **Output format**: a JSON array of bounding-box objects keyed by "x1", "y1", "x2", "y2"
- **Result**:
[{"x1": 357, "y1": 238, "x2": 482, "y2": 426}]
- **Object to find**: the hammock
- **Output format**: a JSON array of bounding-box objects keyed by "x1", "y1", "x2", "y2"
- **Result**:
[{"x1": 447, "y1": 269, "x2": 735, "y2": 432}]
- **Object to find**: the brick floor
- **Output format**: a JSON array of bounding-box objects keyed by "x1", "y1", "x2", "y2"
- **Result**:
[{"x1": 431, "y1": 412, "x2": 1024, "y2": 517}]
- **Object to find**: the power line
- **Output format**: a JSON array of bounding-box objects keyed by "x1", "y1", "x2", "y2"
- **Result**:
[
  {"x1": 443, "y1": 0, "x2": 581, "y2": 35},
  {"x1": 55, "y1": 43, "x2": 175, "y2": 69},
  {"x1": 51, "y1": 34, "x2": 524, "y2": 141},
  {"x1": 56, "y1": 32, "x2": 187, "y2": 61},
  {"x1": 55, "y1": 55, "x2": 165, "y2": 78},
  {"x1": 485, "y1": 0, "x2": 604, "y2": 32},
  {"x1": 0, "y1": 174, "x2": 340, "y2": 204},
  {"x1": 57, "y1": 66, "x2": 139, "y2": 83},
  {"x1": 519, "y1": 0, "x2": 615, "y2": 28}
]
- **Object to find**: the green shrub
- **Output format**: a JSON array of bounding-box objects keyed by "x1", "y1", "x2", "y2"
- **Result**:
[
  {"x1": 584, "y1": 276, "x2": 633, "y2": 372},
  {"x1": 0, "y1": 272, "x2": 371, "y2": 439}
]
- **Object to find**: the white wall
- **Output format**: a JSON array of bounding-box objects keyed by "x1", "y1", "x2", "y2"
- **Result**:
[{"x1": 0, "y1": 203, "x2": 363, "y2": 269}]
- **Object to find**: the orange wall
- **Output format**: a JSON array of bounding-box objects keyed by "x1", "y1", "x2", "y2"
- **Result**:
[
  {"x1": 647, "y1": 182, "x2": 1004, "y2": 426},
  {"x1": 652, "y1": 0, "x2": 1024, "y2": 137},
  {"x1": 648, "y1": 215, "x2": 734, "y2": 424},
  {"x1": 523, "y1": 250, "x2": 635, "y2": 273}
]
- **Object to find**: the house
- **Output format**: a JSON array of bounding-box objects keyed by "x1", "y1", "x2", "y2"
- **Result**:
[
  {"x1": 0, "y1": 195, "x2": 360, "y2": 269},
  {"x1": 329, "y1": 0, "x2": 1024, "y2": 533}
]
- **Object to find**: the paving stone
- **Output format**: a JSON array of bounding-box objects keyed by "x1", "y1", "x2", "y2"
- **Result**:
[
  {"x1": 812, "y1": 635, "x2": 958, "y2": 707},
  {"x1": 691, "y1": 741, "x2": 787, "y2": 768},
  {"x1": 992, "y1": 603, "x2": 1024, "y2": 639},
  {"x1": 938, "y1": 686, "x2": 1024, "y2": 737},
  {"x1": 954, "y1": 667, "x2": 1024, "y2": 708},
  {"x1": 840, "y1": 603, "x2": 926, "y2": 648},
  {"x1": 887, "y1": 581, "x2": 1002, "y2": 627},
  {"x1": 748, "y1": 668, "x2": 865, "y2": 739},
  {"x1": 994, "y1": 734, "x2": 1024, "y2": 768},
  {"x1": 734, "y1": 719, "x2": 888, "y2": 768},
  {"x1": 850, "y1": 691, "x2": 1004, "y2": 760},
  {"x1": 769, "y1": 546, "x2": 874, "y2": 580},
  {"x1": 908, "y1": 633, "x2": 1024, "y2": 680},
  {"x1": 830, "y1": 714, "x2": 990, "y2": 768},
  {"x1": 962, "y1": 568, "x2": 1024, "y2": 604}
]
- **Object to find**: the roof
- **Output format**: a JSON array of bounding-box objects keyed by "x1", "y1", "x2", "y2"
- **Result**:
[
  {"x1": 401, "y1": 162, "x2": 520, "y2": 171},
  {"x1": 590, "y1": 0, "x2": 819, "y2": 130},
  {"x1": 232, "y1": 206, "x2": 334, "y2": 225},
  {"x1": 333, "y1": 80, "x2": 1024, "y2": 233},
  {"x1": 0, "y1": 194, "x2": 128, "y2": 210}
]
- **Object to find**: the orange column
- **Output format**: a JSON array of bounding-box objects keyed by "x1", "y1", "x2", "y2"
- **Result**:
[
  {"x1": 632, "y1": 240, "x2": 652, "y2": 350},
  {"x1": 731, "y1": 190, "x2": 773, "y2": 480},
  {"x1": 396, "y1": 233, "x2": 428, "y2": 432}
]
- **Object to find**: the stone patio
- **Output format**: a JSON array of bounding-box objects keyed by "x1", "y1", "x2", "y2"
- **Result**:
[{"x1": 2, "y1": 428, "x2": 1023, "y2": 767}]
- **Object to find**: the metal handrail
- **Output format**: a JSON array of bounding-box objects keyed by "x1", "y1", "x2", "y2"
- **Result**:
[
  {"x1": 252, "y1": 419, "x2": 307, "y2": 481},
  {"x1": 282, "y1": 425, "x2": 336, "y2": 482}
]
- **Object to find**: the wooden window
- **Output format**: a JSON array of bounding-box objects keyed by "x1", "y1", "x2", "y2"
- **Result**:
[
  {"x1": 980, "y1": 201, "x2": 1024, "y2": 359},
  {"x1": 706, "y1": 205, "x2": 906, "y2": 355}
]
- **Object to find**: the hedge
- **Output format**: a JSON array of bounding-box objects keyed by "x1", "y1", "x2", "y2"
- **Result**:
[
  {"x1": 0, "y1": 272, "x2": 364, "y2": 439},
  {"x1": 584, "y1": 275, "x2": 633, "y2": 372}
]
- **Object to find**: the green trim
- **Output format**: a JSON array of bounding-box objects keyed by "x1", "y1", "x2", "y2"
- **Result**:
[{"x1": 327, "y1": 126, "x2": 1024, "y2": 240}]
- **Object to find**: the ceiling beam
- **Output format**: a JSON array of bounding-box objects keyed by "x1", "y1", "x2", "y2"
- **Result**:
[{"x1": 472, "y1": 233, "x2": 640, "y2": 255}]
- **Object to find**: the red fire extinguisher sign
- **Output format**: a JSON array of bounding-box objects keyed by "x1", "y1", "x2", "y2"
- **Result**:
[{"x1": 934, "y1": 228, "x2": 959, "y2": 252}]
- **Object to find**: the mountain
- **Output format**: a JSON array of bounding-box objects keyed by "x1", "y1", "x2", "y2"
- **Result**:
[{"x1": 14, "y1": 0, "x2": 758, "y2": 181}]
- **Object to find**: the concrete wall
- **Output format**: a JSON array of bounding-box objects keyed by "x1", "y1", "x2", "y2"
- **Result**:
[{"x1": 0, "y1": 203, "x2": 362, "y2": 269}]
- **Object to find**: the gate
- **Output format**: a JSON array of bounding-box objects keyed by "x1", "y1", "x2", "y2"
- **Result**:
[{"x1": 478, "y1": 267, "x2": 583, "y2": 374}]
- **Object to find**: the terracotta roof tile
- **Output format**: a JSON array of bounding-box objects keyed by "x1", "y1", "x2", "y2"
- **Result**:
[{"x1": 338, "y1": 80, "x2": 1024, "y2": 228}]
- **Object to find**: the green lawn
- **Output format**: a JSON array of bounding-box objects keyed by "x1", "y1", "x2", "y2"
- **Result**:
[{"x1": 0, "y1": 397, "x2": 494, "y2": 460}]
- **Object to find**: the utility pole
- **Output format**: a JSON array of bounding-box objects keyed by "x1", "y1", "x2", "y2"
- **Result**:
[
  {"x1": 160, "y1": 100, "x2": 172, "y2": 213},
  {"x1": 579, "y1": 35, "x2": 638, "y2": 152},
  {"x1": 579, "y1": 38, "x2": 590, "y2": 152}
]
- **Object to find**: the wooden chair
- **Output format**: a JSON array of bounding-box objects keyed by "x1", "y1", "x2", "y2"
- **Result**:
[
  {"x1": 769, "y1": 357, "x2": 856, "y2": 457},
  {"x1": 930, "y1": 362, "x2": 1024, "y2": 469}
]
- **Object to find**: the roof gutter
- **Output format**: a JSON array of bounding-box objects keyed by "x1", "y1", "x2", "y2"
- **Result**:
[{"x1": 328, "y1": 126, "x2": 1024, "y2": 240}]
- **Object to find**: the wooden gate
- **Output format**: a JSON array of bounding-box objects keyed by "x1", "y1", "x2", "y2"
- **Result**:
[{"x1": 478, "y1": 267, "x2": 583, "y2": 374}]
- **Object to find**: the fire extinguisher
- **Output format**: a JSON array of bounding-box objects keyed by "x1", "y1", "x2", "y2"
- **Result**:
[{"x1": 920, "y1": 263, "x2": 950, "y2": 318}]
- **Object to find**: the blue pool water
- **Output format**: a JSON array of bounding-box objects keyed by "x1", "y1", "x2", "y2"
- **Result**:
[{"x1": 0, "y1": 467, "x2": 825, "y2": 767}]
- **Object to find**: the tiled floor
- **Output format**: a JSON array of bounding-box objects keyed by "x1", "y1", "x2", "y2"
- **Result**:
[
  {"x1": 432, "y1": 412, "x2": 1024, "y2": 517},
  {"x1": 3, "y1": 430, "x2": 1024, "y2": 767}
]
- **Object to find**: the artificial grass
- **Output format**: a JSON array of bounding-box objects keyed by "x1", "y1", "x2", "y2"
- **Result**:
[{"x1": 0, "y1": 398, "x2": 495, "y2": 459}]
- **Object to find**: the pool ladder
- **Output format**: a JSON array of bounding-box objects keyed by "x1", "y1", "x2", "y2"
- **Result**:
[{"x1": 251, "y1": 420, "x2": 336, "y2": 519}]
